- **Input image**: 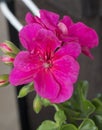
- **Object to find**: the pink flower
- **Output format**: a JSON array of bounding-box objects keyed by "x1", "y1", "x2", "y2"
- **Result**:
[
  {"x1": 9, "y1": 24, "x2": 80, "y2": 103},
  {"x1": 26, "y1": 10, "x2": 99, "y2": 59}
]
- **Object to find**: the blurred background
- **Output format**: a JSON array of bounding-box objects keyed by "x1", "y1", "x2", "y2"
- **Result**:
[{"x1": 0, "y1": 0, "x2": 102, "y2": 130}]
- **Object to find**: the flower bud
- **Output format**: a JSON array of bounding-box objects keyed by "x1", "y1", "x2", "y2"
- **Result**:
[
  {"x1": 33, "y1": 95, "x2": 42, "y2": 114},
  {"x1": 0, "y1": 74, "x2": 9, "y2": 87},
  {"x1": 18, "y1": 86, "x2": 28, "y2": 98},
  {"x1": 18, "y1": 82, "x2": 34, "y2": 98},
  {"x1": 0, "y1": 41, "x2": 20, "y2": 55},
  {"x1": 0, "y1": 55, "x2": 15, "y2": 65}
]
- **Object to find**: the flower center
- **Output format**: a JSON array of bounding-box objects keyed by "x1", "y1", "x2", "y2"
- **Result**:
[
  {"x1": 43, "y1": 60, "x2": 52, "y2": 69},
  {"x1": 43, "y1": 62, "x2": 50, "y2": 68}
]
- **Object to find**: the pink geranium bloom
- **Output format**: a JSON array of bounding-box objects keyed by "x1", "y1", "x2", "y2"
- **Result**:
[
  {"x1": 26, "y1": 9, "x2": 99, "y2": 59},
  {"x1": 9, "y1": 23, "x2": 80, "y2": 103}
]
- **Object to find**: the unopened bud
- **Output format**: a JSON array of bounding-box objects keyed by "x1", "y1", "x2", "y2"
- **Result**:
[
  {"x1": 18, "y1": 82, "x2": 34, "y2": 98},
  {"x1": 33, "y1": 95, "x2": 42, "y2": 114},
  {"x1": 0, "y1": 55, "x2": 15, "y2": 65},
  {"x1": 0, "y1": 41, "x2": 20, "y2": 55},
  {"x1": 18, "y1": 87, "x2": 28, "y2": 98},
  {"x1": 0, "y1": 74, "x2": 9, "y2": 87}
]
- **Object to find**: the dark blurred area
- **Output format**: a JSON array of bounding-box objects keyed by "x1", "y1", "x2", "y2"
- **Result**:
[{"x1": 4, "y1": 0, "x2": 102, "y2": 130}]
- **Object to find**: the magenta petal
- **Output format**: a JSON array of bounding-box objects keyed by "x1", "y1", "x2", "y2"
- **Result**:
[
  {"x1": 69, "y1": 22, "x2": 99, "y2": 48},
  {"x1": 60, "y1": 15, "x2": 73, "y2": 29},
  {"x1": 25, "y1": 12, "x2": 36, "y2": 24},
  {"x1": 40, "y1": 9, "x2": 59, "y2": 30},
  {"x1": 61, "y1": 34, "x2": 78, "y2": 43},
  {"x1": 53, "y1": 55, "x2": 80, "y2": 83},
  {"x1": 14, "y1": 51, "x2": 41, "y2": 72},
  {"x1": 50, "y1": 79, "x2": 73, "y2": 103},
  {"x1": 35, "y1": 29, "x2": 61, "y2": 51},
  {"x1": 55, "y1": 42, "x2": 81, "y2": 59},
  {"x1": 34, "y1": 70, "x2": 60, "y2": 99},
  {"x1": 82, "y1": 46, "x2": 94, "y2": 59},
  {"x1": 25, "y1": 12, "x2": 45, "y2": 27},
  {"x1": 9, "y1": 68, "x2": 34, "y2": 86},
  {"x1": 19, "y1": 23, "x2": 42, "y2": 51}
]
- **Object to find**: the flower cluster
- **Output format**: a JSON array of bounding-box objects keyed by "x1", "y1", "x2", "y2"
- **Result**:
[{"x1": 0, "y1": 10, "x2": 98, "y2": 103}]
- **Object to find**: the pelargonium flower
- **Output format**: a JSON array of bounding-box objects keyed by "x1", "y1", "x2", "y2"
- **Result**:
[
  {"x1": 9, "y1": 23, "x2": 81, "y2": 103},
  {"x1": 26, "y1": 9, "x2": 99, "y2": 59}
]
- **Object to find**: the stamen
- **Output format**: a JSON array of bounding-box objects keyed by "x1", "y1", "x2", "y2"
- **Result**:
[{"x1": 43, "y1": 63, "x2": 50, "y2": 68}]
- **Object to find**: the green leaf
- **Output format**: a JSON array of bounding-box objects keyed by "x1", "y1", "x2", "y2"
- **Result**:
[
  {"x1": 79, "y1": 119, "x2": 98, "y2": 130},
  {"x1": 77, "y1": 81, "x2": 89, "y2": 98},
  {"x1": 54, "y1": 110, "x2": 66, "y2": 125},
  {"x1": 92, "y1": 115, "x2": 102, "y2": 130},
  {"x1": 63, "y1": 100, "x2": 95, "y2": 120},
  {"x1": 92, "y1": 97, "x2": 102, "y2": 115},
  {"x1": 60, "y1": 81, "x2": 95, "y2": 120},
  {"x1": 37, "y1": 120, "x2": 58, "y2": 130},
  {"x1": 79, "y1": 99, "x2": 95, "y2": 118},
  {"x1": 58, "y1": 105, "x2": 80, "y2": 121},
  {"x1": 18, "y1": 82, "x2": 34, "y2": 98},
  {"x1": 61, "y1": 124, "x2": 78, "y2": 130}
]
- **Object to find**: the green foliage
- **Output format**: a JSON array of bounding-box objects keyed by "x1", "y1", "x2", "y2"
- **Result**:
[
  {"x1": 17, "y1": 80, "x2": 102, "y2": 130},
  {"x1": 92, "y1": 95, "x2": 102, "y2": 115},
  {"x1": 37, "y1": 120, "x2": 58, "y2": 130},
  {"x1": 92, "y1": 115, "x2": 102, "y2": 130},
  {"x1": 54, "y1": 110, "x2": 66, "y2": 126},
  {"x1": 37, "y1": 110, "x2": 66, "y2": 130},
  {"x1": 59, "y1": 81, "x2": 96, "y2": 121},
  {"x1": 61, "y1": 124, "x2": 78, "y2": 130},
  {"x1": 92, "y1": 94, "x2": 102, "y2": 129},
  {"x1": 79, "y1": 119, "x2": 98, "y2": 130}
]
